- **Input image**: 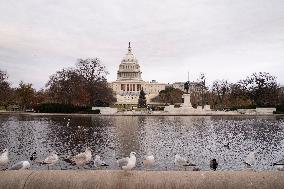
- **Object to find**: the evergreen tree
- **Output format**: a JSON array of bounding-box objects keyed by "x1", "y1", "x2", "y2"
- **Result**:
[{"x1": 138, "y1": 89, "x2": 147, "y2": 108}]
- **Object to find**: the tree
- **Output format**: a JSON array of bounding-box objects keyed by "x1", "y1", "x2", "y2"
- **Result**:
[
  {"x1": 34, "y1": 89, "x2": 50, "y2": 105},
  {"x1": 16, "y1": 81, "x2": 35, "y2": 110},
  {"x1": 159, "y1": 87, "x2": 183, "y2": 105},
  {"x1": 240, "y1": 72, "x2": 279, "y2": 107},
  {"x1": 228, "y1": 83, "x2": 252, "y2": 108},
  {"x1": 76, "y1": 58, "x2": 112, "y2": 106},
  {"x1": 46, "y1": 58, "x2": 116, "y2": 106},
  {"x1": 211, "y1": 80, "x2": 231, "y2": 109},
  {"x1": 199, "y1": 73, "x2": 206, "y2": 107},
  {"x1": 138, "y1": 89, "x2": 147, "y2": 108},
  {"x1": 46, "y1": 68, "x2": 85, "y2": 105},
  {"x1": 0, "y1": 70, "x2": 13, "y2": 108}
]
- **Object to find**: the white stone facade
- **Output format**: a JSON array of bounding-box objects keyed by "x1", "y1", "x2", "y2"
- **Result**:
[
  {"x1": 111, "y1": 43, "x2": 166, "y2": 105},
  {"x1": 167, "y1": 82, "x2": 203, "y2": 93}
]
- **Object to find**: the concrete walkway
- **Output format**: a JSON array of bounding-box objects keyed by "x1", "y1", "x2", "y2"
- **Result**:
[{"x1": 0, "y1": 171, "x2": 284, "y2": 189}]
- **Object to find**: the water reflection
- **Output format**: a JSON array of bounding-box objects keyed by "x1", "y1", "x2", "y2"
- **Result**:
[{"x1": 0, "y1": 114, "x2": 284, "y2": 171}]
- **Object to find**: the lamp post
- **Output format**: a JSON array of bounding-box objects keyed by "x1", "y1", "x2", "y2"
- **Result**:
[{"x1": 200, "y1": 73, "x2": 206, "y2": 109}]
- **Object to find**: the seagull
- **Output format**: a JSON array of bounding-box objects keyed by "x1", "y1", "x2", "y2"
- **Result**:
[
  {"x1": 0, "y1": 148, "x2": 9, "y2": 167},
  {"x1": 42, "y1": 151, "x2": 59, "y2": 164},
  {"x1": 174, "y1": 154, "x2": 196, "y2": 168},
  {"x1": 30, "y1": 152, "x2": 37, "y2": 161},
  {"x1": 210, "y1": 159, "x2": 218, "y2": 171},
  {"x1": 8, "y1": 161, "x2": 30, "y2": 170},
  {"x1": 143, "y1": 152, "x2": 155, "y2": 170},
  {"x1": 117, "y1": 152, "x2": 136, "y2": 171},
  {"x1": 244, "y1": 151, "x2": 256, "y2": 168},
  {"x1": 65, "y1": 147, "x2": 92, "y2": 167},
  {"x1": 94, "y1": 155, "x2": 108, "y2": 169},
  {"x1": 192, "y1": 167, "x2": 201, "y2": 171},
  {"x1": 273, "y1": 159, "x2": 284, "y2": 171},
  {"x1": 37, "y1": 151, "x2": 59, "y2": 170},
  {"x1": 224, "y1": 142, "x2": 230, "y2": 149}
]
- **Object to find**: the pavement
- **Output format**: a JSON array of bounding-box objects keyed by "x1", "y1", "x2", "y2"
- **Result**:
[{"x1": 0, "y1": 170, "x2": 284, "y2": 189}]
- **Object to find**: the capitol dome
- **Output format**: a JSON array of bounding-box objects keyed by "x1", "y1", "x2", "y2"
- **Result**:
[
  {"x1": 121, "y1": 42, "x2": 138, "y2": 63},
  {"x1": 117, "y1": 42, "x2": 142, "y2": 81}
]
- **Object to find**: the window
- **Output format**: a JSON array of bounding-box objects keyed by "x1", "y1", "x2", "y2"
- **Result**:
[
  {"x1": 121, "y1": 84, "x2": 125, "y2": 91},
  {"x1": 137, "y1": 84, "x2": 141, "y2": 91}
]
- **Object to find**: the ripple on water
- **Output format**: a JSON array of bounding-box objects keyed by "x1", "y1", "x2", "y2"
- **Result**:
[{"x1": 0, "y1": 114, "x2": 284, "y2": 171}]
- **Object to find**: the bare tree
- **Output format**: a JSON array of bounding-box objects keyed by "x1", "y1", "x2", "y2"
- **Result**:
[
  {"x1": 240, "y1": 72, "x2": 279, "y2": 107},
  {"x1": 46, "y1": 68, "x2": 85, "y2": 105},
  {"x1": 212, "y1": 80, "x2": 231, "y2": 109},
  {"x1": 159, "y1": 87, "x2": 183, "y2": 105},
  {"x1": 76, "y1": 58, "x2": 115, "y2": 106},
  {"x1": 46, "y1": 58, "x2": 116, "y2": 106}
]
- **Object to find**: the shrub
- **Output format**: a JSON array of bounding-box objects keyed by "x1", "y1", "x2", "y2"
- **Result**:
[{"x1": 34, "y1": 103, "x2": 92, "y2": 113}]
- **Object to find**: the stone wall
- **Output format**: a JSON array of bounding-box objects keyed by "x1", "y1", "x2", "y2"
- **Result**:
[
  {"x1": 91, "y1": 107, "x2": 117, "y2": 114},
  {"x1": 0, "y1": 171, "x2": 284, "y2": 189}
]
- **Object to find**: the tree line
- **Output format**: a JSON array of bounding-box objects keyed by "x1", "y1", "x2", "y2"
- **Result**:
[
  {"x1": 156, "y1": 72, "x2": 284, "y2": 112},
  {"x1": 0, "y1": 58, "x2": 116, "y2": 112},
  {"x1": 1, "y1": 61, "x2": 284, "y2": 113}
]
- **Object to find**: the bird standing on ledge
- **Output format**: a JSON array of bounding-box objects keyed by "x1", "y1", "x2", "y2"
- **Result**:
[{"x1": 210, "y1": 159, "x2": 218, "y2": 171}]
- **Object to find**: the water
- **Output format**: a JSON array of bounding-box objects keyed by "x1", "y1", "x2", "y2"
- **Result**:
[{"x1": 0, "y1": 114, "x2": 284, "y2": 171}]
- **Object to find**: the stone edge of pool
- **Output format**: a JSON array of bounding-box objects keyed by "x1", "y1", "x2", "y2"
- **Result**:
[
  {"x1": 1, "y1": 112, "x2": 284, "y2": 116},
  {"x1": 0, "y1": 171, "x2": 284, "y2": 189}
]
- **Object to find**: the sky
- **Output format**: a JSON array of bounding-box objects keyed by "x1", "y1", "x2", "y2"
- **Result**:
[{"x1": 0, "y1": 0, "x2": 284, "y2": 89}]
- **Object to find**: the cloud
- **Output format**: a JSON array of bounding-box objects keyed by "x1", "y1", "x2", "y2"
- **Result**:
[{"x1": 0, "y1": 0, "x2": 283, "y2": 89}]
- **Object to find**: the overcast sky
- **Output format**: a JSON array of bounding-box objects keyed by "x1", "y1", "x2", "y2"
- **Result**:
[{"x1": 0, "y1": 0, "x2": 284, "y2": 89}]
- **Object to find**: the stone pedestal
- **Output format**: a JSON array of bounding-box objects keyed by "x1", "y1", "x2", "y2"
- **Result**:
[{"x1": 181, "y1": 94, "x2": 193, "y2": 108}]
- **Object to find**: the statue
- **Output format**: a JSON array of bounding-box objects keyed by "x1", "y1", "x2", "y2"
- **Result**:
[{"x1": 184, "y1": 81, "x2": 190, "y2": 94}]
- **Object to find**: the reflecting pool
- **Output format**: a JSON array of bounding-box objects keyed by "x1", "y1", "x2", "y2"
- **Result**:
[{"x1": 0, "y1": 114, "x2": 284, "y2": 171}]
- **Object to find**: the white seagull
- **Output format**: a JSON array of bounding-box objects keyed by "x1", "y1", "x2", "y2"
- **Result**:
[
  {"x1": 8, "y1": 161, "x2": 30, "y2": 170},
  {"x1": 273, "y1": 159, "x2": 284, "y2": 171},
  {"x1": 38, "y1": 151, "x2": 59, "y2": 170},
  {"x1": 117, "y1": 152, "x2": 136, "y2": 171},
  {"x1": 143, "y1": 152, "x2": 155, "y2": 169},
  {"x1": 244, "y1": 151, "x2": 256, "y2": 168},
  {"x1": 174, "y1": 154, "x2": 195, "y2": 167},
  {"x1": 0, "y1": 148, "x2": 9, "y2": 167},
  {"x1": 67, "y1": 147, "x2": 92, "y2": 166},
  {"x1": 94, "y1": 155, "x2": 108, "y2": 169},
  {"x1": 42, "y1": 151, "x2": 59, "y2": 165}
]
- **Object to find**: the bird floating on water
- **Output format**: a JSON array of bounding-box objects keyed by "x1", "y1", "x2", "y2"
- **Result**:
[
  {"x1": 174, "y1": 154, "x2": 196, "y2": 167},
  {"x1": 0, "y1": 148, "x2": 9, "y2": 167},
  {"x1": 30, "y1": 152, "x2": 37, "y2": 161},
  {"x1": 117, "y1": 152, "x2": 136, "y2": 171},
  {"x1": 8, "y1": 161, "x2": 30, "y2": 170},
  {"x1": 65, "y1": 147, "x2": 92, "y2": 167},
  {"x1": 94, "y1": 155, "x2": 108, "y2": 169},
  {"x1": 244, "y1": 151, "x2": 256, "y2": 168},
  {"x1": 41, "y1": 151, "x2": 59, "y2": 169},
  {"x1": 224, "y1": 142, "x2": 230, "y2": 149},
  {"x1": 273, "y1": 159, "x2": 284, "y2": 171},
  {"x1": 210, "y1": 159, "x2": 218, "y2": 171},
  {"x1": 143, "y1": 152, "x2": 155, "y2": 170}
]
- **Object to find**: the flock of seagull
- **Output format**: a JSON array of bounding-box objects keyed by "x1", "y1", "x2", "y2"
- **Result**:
[{"x1": 1, "y1": 147, "x2": 283, "y2": 171}]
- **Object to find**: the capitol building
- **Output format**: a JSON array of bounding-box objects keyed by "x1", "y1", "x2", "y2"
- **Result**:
[{"x1": 111, "y1": 43, "x2": 166, "y2": 105}]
